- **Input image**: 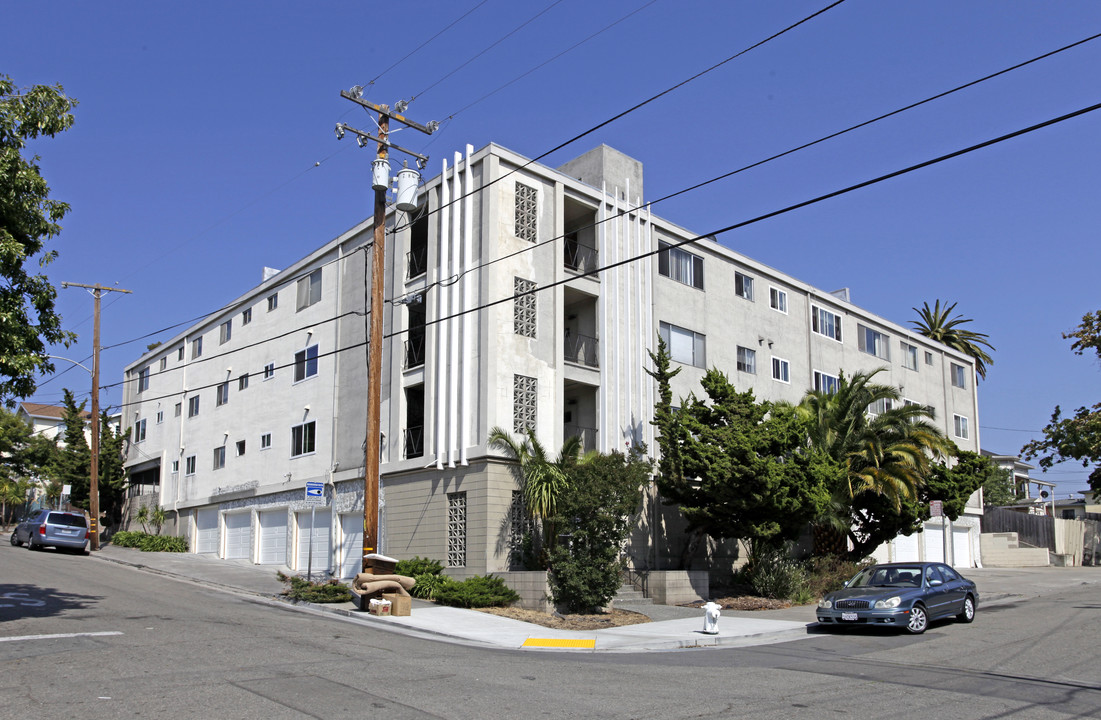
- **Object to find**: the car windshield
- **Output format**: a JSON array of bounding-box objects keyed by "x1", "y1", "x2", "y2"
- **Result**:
[
  {"x1": 848, "y1": 566, "x2": 923, "y2": 588},
  {"x1": 47, "y1": 512, "x2": 87, "y2": 528}
]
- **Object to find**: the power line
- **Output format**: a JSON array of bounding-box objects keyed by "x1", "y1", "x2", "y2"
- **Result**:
[{"x1": 368, "y1": 0, "x2": 492, "y2": 87}]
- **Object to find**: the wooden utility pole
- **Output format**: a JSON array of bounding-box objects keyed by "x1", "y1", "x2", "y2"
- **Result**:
[
  {"x1": 62, "y1": 282, "x2": 132, "y2": 551},
  {"x1": 337, "y1": 88, "x2": 435, "y2": 572}
]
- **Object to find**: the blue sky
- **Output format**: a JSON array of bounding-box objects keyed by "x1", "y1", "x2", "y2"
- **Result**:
[{"x1": 7, "y1": 1, "x2": 1100, "y2": 499}]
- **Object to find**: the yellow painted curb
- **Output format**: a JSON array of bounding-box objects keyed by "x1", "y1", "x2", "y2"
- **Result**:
[{"x1": 522, "y1": 637, "x2": 596, "y2": 649}]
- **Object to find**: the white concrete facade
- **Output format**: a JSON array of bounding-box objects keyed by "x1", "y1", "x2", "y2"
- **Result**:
[{"x1": 121, "y1": 142, "x2": 981, "y2": 576}]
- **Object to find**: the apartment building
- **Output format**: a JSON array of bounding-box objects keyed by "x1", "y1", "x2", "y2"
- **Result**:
[{"x1": 121, "y1": 142, "x2": 982, "y2": 579}]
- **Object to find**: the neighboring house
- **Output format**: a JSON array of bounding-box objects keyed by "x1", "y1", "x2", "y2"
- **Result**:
[
  {"x1": 17, "y1": 402, "x2": 89, "y2": 443},
  {"x1": 119, "y1": 142, "x2": 981, "y2": 579}
]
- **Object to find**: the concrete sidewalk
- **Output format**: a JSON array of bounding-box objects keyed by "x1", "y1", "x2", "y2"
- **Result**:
[{"x1": 87, "y1": 544, "x2": 1099, "y2": 653}]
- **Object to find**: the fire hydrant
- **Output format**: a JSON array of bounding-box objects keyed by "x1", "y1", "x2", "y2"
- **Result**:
[{"x1": 702, "y1": 601, "x2": 721, "y2": 634}]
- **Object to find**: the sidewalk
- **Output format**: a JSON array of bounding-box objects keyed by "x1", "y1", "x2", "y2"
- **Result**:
[{"x1": 89, "y1": 545, "x2": 1099, "y2": 653}]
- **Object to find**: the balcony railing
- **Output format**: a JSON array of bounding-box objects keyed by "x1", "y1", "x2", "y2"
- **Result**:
[
  {"x1": 564, "y1": 332, "x2": 599, "y2": 368},
  {"x1": 406, "y1": 249, "x2": 427, "y2": 280},
  {"x1": 404, "y1": 333, "x2": 425, "y2": 369},
  {"x1": 565, "y1": 235, "x2": 598, "y2": 274},
  {"x1": 563, "y1": 424, "x2": 597, "y2": 452},
  {"x1": 404, "y1": 426, "x2": 424, "y2": 459}
]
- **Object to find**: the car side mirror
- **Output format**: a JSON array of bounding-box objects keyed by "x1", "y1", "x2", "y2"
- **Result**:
[
  {"x1": 929, "y1": 579, "x2": 942, "y2": 587},
  {"x1": 842, "y1": 580, "x2": 849, "y2": 588}
]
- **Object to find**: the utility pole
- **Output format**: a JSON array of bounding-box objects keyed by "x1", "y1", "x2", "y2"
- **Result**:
[
  {"x1": 337, "y1": 86, "x2": 436, "y2": 572},
  {"x1": 61, "y1": 282, "x2": 132, "y2": 551}
]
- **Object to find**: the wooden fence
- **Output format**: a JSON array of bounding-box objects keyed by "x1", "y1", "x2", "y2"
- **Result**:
[{"x1": 981, "y1": 507, "x2": 1054, "y2": 550}]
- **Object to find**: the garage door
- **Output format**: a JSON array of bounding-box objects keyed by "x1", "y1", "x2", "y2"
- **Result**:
[
  {"x1": 952, "y1": 526, "x2": 973, "y2": 568},
  {"x1": 259, "y1": 510, "x2": 288, "y2": 565},
  {"x1": 893, "y1": 531, "x2": 919, "y2": 562},
  {"x1": 224, "y1": 512, "x2": 251, "y2": 560},
  {"x1": 339, "y1": 513, "x2": 363, "y2": 578},
  {"x1": 296, "y1": 509, "x2": 331, "y2": 574},
  {"x1": 923, "y1": 522, "x2": 945, "y2": 563},
  {"x1": 195, "y1": 508, "x2": 218, "y2": 554}
]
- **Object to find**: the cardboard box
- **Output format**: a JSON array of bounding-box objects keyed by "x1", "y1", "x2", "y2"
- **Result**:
[
  {"x1": 368, "y1": 598, "x2": 391, "y2": 616},
  {"x1": 382, "y1": 593, "x2": 411, "y2": 617},
  {"x1": 363, "y1": 553, "x2": 398, "y2": 575}
]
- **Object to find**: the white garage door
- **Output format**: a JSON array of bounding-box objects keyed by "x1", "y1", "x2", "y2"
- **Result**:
[
  {"x1": 923, "y1": 523, "x2": 945, "y2": 564},
  {"x1": 952, "y1": 526, "x2": 973, "y2": 568},
  {"x1": 296, "y1": 509, "x2": 331, "y2": 573},
  {"x1": 195, "y1": 508, "x2": 218, "y2": 554},
  {"x1": 224, "y1": 512, "x2": 251, "y2": 560},
  {"x1": 259, "y1": 510, "x2": 288, "y2": 565},
  {"x1": 893, "y1": 531, "x2": 919, "y2": 562},
  {"x1": 339, "y1": 513, "x2": 363, "y2": 578}
]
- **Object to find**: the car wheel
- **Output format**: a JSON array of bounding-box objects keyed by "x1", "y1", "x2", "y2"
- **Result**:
[
  {"x1": 26, "y1": 536, "x2": 37, "y2": 551},
  {"x1": 906, "y1": 604, "x2": 928, "y2": 634},
  {"x1": 957, "y1": 595, "x2": 976, "y2": 623},
  {"x1": 10, "y1": 533, "x2": 19, "y2": 547}
]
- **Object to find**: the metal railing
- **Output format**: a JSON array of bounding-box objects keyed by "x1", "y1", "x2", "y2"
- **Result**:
[
  {"x1": 563, "y1": 424, "x2": 597, "y2": 452},
  {"x1": 404, "y1": 333, "x2": 425, "y2": 369},
  {"x1": 404, "y1": 426, "x2": 424, "y2": 459},
  {"x1": 564, "y1": 332, "x2": 599, "y2": 368},
  {"x1": 406, "y1": 249, "x2": 427, "y2": 280},
  {"x1": 565, "y1": 236, "x2": 598, "y2": 274}
]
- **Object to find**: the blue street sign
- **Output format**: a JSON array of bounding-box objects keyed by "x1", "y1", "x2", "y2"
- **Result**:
[{"x1": 305, "y1": 481, "x2": 326, "y2": 505}]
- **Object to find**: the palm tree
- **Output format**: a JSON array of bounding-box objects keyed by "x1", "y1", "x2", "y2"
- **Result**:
[{"x1": 912, "y1": 300, "x2": 995, "y2": 380}]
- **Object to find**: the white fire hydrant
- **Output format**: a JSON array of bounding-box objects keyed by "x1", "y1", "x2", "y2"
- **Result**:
[{"x1": 702, "y1": 601, "x2": 721, "y2": 634}]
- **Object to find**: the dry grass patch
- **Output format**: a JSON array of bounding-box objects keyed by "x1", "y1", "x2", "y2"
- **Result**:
[{"x1": 476, "y1": 606, "x2": 651, "y2": 631}]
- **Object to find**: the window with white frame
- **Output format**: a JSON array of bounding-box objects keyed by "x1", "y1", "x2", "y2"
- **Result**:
[
  {"x1": 514, "y1": 183, "x2": 537, "y2": 243},
  {"x1": 734, "y1": 272, "x2": 754, "y2": 301},
  {"x1": 137, "y1": 367, "x2": 149, "y2": 393},
  {"x1": 294, "y1": 345, "x2": 319, "y2": 382},
  {"x1": 216, "y1": 381, "x2": 229, "y2": 407},
  {"x1": 951, "y1": 363, "x2": 967, "y2": 389},
  {"x1": 514, "y1": 277, "x2": 536, "y2": 338},
  {"x1": 134, "y1": 418, "x2": 146, "y2": 443},
  {"x1": 513, "y1": 374, "x2": 537, "y2": 434},
  {"x1": 263, "y1": 362, "x2": 275, "y2": 380},
  {"x1": 191, "y1": 336, "x2": 203, "y2": 359},
  {"x1": 953, "y1": 414, "x2": 969, "y2": 439},
  {"x1": 155, "y1": 410, "x2": 163, "y2": 424},
  {"x1": 772, "y1": 357, "x2": 790, "y2": 383},
  {"x1": 242, "y1": 307, "x2": 252, "y2": 325},
  {"x1": 658, "y1": 241, "x2": 704, "y2": 290},
  {"x1": 174, "y1": 402, "x2": 182, "y2": 417},
  {"x1": 659, "y1": 321, "x2": 706, "y2": 368},
  {"x1": 185, "y1": 455, "x2": 196, "y2": 475},
  {"x1": 297, "y1": 269, "x2": 322, "y2": 311},
  {"x1": 858, "y1": 324, "x2": 890, "y2": 360},
  {"x1": 812, "y1": 306, "x2": 842, "y2": 342},
  {"x1": 901, "y1": 342, "x2": 919, "y2": 371},
  {"x1": 238, "y1": 373, "x2": 249, "y2": 391},
  {"x1": 267, "y1": 293, "x2": 278, "y2": 312},
  {"x1": 260, "y1": 432, "x2": 272, "y2": 450},
  {"x1": 187, "y1": 396, "x2": 200, "y2": 418},
  {"x1": 925, "y1": 351, "x2": 934, "y2": 365},
  {"x1": 769, "y1": 287, "x2": 787, "y2": 313},
  {"x1": 159, "y1": 357, "x2": 167, "y2": 372},
  {"x1": 171, "y1": 460, "x2": 179, "y2": 474},
  {"x1": 868, "y1": 397, "x2": 894, "y2": 417},
  {"x1": 219, "y1": 320, "x2": 232, "y2": 345},
  {"x1": 177, "y1": 346, "x2": 184, "y2": 361},
  {"x1": 736, "y1": 346, "x2": 756, "y2": 374},
  {"x1": 814, "y1": 370, "x2": 840, "y2": 394},
  {"x1": 236, "y1": 440, "x2": 246, "y2": 456},
  {"x1": 447, "y1": 491, "x2": 467, "y2": 567},
  {"x1": 291, "y1": 421, "x2": 316, "y2": 457},
  {"x1": 213, "y1": 446, "x2": 226, "y2": 470}
]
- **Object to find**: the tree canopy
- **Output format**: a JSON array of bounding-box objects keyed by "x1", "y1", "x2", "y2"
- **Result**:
[
  {"x1": 912, "y1": 300, "x2": 995, "y2": 380},
  {"x1": 0, "y1": 75, "x2": 78, "y2": 404},
  {"x1": 1022, "y1": 310, "x2": 1101, "y2": 494}
]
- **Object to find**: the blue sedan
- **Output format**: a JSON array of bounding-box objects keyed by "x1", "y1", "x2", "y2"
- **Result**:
[{"x1": 817, "y1": 562, "x2": 978, "y2": 634}]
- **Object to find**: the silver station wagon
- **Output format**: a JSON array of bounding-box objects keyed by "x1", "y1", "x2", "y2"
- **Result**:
[{"x1": 11, "y1": 509, "x2": 90, "y2": 553}]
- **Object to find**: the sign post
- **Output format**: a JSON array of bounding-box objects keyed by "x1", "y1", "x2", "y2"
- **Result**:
[{"x1": 304, "y1": 482, "x2": 326, "y2": 582}]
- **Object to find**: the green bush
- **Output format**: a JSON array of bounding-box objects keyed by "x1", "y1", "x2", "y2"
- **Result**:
[
  {"x1": 802, "y1": 556, "x2": 869, "y2": 599},
  {"x1": 276, "y1": 571, "x2": 353, "y2": 603},
  {"x1": 394, "y1": 556, "x2": 444, "y2": 577},
  {"x1": 409, "y1": 573, "x2": 452, "y2": 600},
  {"x1": 110, "y1": 530, "x2": 188, "y2": 552},
  {"x1": 744, "y1": 545, "x2": 807, "y2": 600},
  {"x1": 111, "y1": 530, "x2": 143, "y2": 548},
  {"x1": 433, "y1": 574, "x2": 519, "y2": 608}
]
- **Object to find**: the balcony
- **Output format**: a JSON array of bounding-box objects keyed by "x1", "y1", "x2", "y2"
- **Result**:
[
  {"x1": 564, "y1": 424, "x2": 598, "y2": 453},
  {"x1": 406, "y1": 249, "x2": 427, "y2": 280},
  {"x1": 404, "y1": 426, "x2": 424, "y2": 459},
  {"x1": 564, "y1": 234, "x2": 598, "y2": 275},
  {"x1": 404, "y1": 332, "x2": 425, "y2": 370},
  {"x1": 565, "y1": 332, "x2": 599, "y2": 368}
]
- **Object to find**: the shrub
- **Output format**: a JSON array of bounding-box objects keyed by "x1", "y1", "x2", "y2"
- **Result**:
[
  {"x1": 433, "y1": 574, "x2": 519, "y2": 608},
  {"x1": 110, "y1": 530, "x2": 187, "y2": 552},
  {"x1": 744, "y1": 544, "x2": 807, "y2": 600},
  {"x1": 802, "y1": 555, "x2": 869, "y2": 599},
  {"x1": 276, "y1": 571, "x2": 353, "y2": 603},
  {"x1": 409, "y1": 573, "x2": 452, "y2": 600},
  {"x1": 394, "y1": 556, "x2": 444, "y2": 577},
  {"x1": 111, "y1": 530, "x2": 143, "y2": 548}
]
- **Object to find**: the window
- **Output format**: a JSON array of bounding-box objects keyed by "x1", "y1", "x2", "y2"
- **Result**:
[
  {"x1": 296, "y1": 269, "x2": 322, "y2": 311},
  {"x1": 188, "y1": 396, "x2": 200, "y2": 418},
  {"x1": 925, "y1": 351, "x2": 934, "y2": 366},
  {"x1": 294, "y1": 345, "x2": 319, "y2": 382},
  {"x1": 137, "y1": 367, "x2": 150, "y2": 393},
  {"x1": 177, "y1": 346, "x2": 184, "y2": 361},
  {"x1": 216, "y1": 382, "x2": 229, "y2": 407},
  {"x1": 659, "y1": 321, "x2": 706, "y2": 368},
  {"x1": 159, "y1": 357, "x2": 167, "y2": 371},
  {"x1": 734, "y1": 272, "x2": 754, "y2": 301},
  {"x1": 513, "y1": 374, "x2": 537, "y2": 434},
  {"x1": 514, "y1": 277, "x2": 536, "y2": 338},
  {"x1": 171, "y1": 460, "x2": 179, "y2": 474},
  {"x1": 769, "y1": 287, "x2": 787, "y2": 313},
  {"x1": 291, "y1": 421, "x2": 316, "y2": 457},
  {"x1": 238, "y1": 373, "x2": 249, "y2": 391},
  {"x1": 263, "y1": 363, "x2": 275, "y2": 380},
  {"x1": 134, "y1": 418, "x2": 146, "y2": 443},
  {"x1": 242, "y1": 307, "x2": 252, "y2": 325},
  {"x1": 954, "y1": 414, "x2": 969, "y2": 439},
  {"x1": 772, "y1": 357, "x2": 790, "y2": 383},
  {"x1": 174, "y1": 402, "x2": 182, "y2": 417},
  {"x1": 236, "y1": 440, "x2": 246, "y2": 456},
  {"x1": 951, "y1": 363, "x2": 967, "y2": 389},
  {"x1": 191, "y1": 336, "x2": 203, "y2": 359},
  {"x1": 657, "y1": 241, "x2": 704, "y2": 289},
  {"x1": 213, "y1": 446, "x2": 226, "y2": 470},
  {"x1": 267, "y1": 293, "x2": 278, "y2": 312},
  {"x1": 868, "y1": 398, "x2": 894, "y2": 417},
  {"x1": 219, "y1": 320, "x2": 232, "y2": 345},
  {"x1": 515, "y1": 183, "x2": 537, "y2": 243},
  {"x1": 814, "y1": 370, "x2": 840, "y2": 394},
  {"x1": 260, "y1": 432, "x2": 272, "y2": 450},
  {"x1": 156, "y1": 410, "x2": 164, "y2": 424},
  {"x1": 185, "y1": 455, "x2": 196, "y2": 475},
  {"x1": 858, "y1": 325, "x2": 890, "y2": 360},
  {"x1": 447, "y1": 491, "x2": 467, "y2": 568},
  {"x1": 736, "y1": 346, "x2": 756, "y2": 374},
  {"x1": 901, "y1": 342, "x2": 918, "y2": 371},
  {"x1": 812, "y1": 306, "x2": 842, "y2": 342}
]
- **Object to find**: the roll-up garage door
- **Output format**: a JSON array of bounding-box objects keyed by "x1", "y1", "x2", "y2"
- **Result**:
[
  {"x1": 195, "y1": 508, "x2": 218, "y2": 554},
  {"x1": 296, "y1": 509, "x2": 331, "y2": 573},
  {"x1": 259, "y1": 509, "x2": 288, "y2": 565},
  {"x1": 224, "y1": 512, "x2": 251, "y2": 560}
]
